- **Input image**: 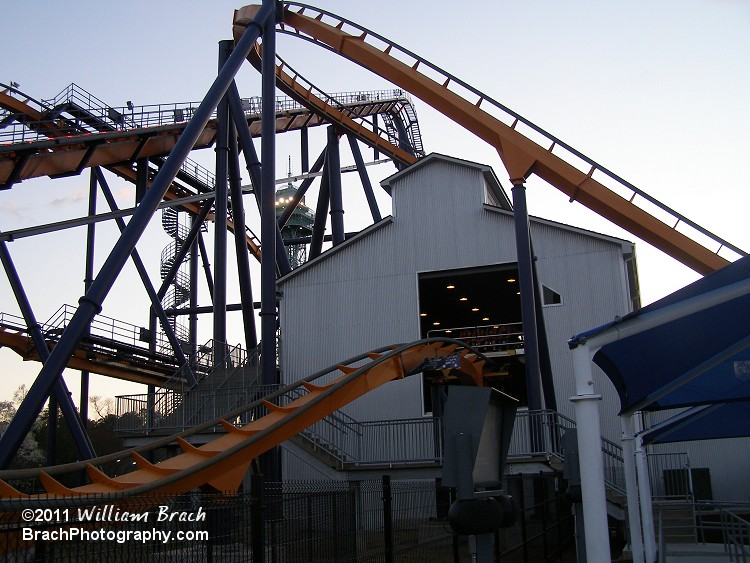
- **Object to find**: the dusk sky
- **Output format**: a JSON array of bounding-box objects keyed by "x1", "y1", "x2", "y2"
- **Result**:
[{"x1": 1, "y1": 0, "x2": 748, "y2": 403}]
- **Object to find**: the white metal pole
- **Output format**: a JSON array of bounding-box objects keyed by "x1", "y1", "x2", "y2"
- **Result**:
[
  {"x1": 634, "y1": 416, "x2": 657, "y2": 562},
  {"x1": 570, "y1": 343, "x2": 611, "y2": 562},
  {"x1": 621, "y1": 414, "x2": 645, "y2": 562}
]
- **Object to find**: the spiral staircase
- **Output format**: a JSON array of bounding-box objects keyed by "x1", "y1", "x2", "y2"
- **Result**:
[
  {"x1": 159, "y1": 207, "x2": 196, "y2": 353},
  {"x1": 381, "y1": 97, "x2": 424, "y2": 159}
]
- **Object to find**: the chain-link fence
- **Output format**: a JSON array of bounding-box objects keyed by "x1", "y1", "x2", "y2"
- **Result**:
[{"x1": 0, "y1": 474, "x2": 574, "y2": 562}]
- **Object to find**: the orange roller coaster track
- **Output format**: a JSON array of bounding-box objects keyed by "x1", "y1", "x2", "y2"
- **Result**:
[
  {"x1": 0, "y1": 339, "x2": 491, "y2": 506},
  {"x1": 234, "y1": 2, "x2": 746, "y2": 275}
]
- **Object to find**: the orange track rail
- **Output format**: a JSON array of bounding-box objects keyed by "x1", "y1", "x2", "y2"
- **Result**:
[
  {"x1": 245, "y1": 45, "x2": 418, "y2": 168},
  {"x1": 0, "y1": 339, "x2": 490, "y2": 503},
  {"x1": 233, "y1": 3, "x2": 740, "y2": 275}
]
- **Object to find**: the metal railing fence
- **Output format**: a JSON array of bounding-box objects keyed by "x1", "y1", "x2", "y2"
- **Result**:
[
  {"x1": 655, "y1": 501, "x2": 750, "y2": 562},
  {"x1": 115, "y1": 391, "x2": 625, "y2": 490},
  {"x1": 116, "y1": 382, "x2": 273, "y2": 434},
  {"x1": 647, "y1": 451, "x2": 694, "y2": 500},
  {"x1": 44, "y1": 304, "x2": 148, "y2": 349},
  {"x1": 508, "y1": 409, "x2": 626, "y2": 494},
  {"x1": 721, "y1": 507, "x2": 750, "y2": 562},
  {"x1": 267, "y1": 50, "x2": 422, "y2": 158},
  {"x1": 1, "y1": 81, "x2": 413, "y2": 146},
  {"x1": 428, "y1": 322, "x2": 524, "y2": 354},
  {"x1": 0, "y1": 305, "x2": 194, "y2": 370}
]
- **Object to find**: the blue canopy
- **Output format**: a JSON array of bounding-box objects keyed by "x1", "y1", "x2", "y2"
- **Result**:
[
  {"x1": 641, "y1": 401, "x2": 750, "y2": 444},
  {"x1": 570, "y1": 256, "x2": 750, "y2": 416}
]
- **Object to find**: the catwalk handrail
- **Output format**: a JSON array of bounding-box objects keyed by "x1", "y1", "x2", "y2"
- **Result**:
[
  {"x1": 264, "y1": 50, "x2": 420, "y2": 159},
  {"x1": 0, "y1": 83, "x2": 414, "y2": 147},
  {"x1": 42, "y1": 304, "x2": 173, "y2": 361},
  {"x1": 0, "y1": 82, "x2": 48, "y2": 115},
  {"x1": 262, "y1": 2, "x2": 745, "y2": 269}
]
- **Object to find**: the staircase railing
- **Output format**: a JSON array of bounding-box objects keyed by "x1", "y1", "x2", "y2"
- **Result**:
[
  {"x1": 113, "y1": 391, "x2": 625, "y2": 487},
  {"x1": 647, "y1": 451, "x2": 694, "y2": 500},
  {"x1": 117, "y1": 345, "x2": 259, "y2": 433},
  {"x1": 654, "y1": 501, "x2": 750, "y2": 561},
  {"x1": 287, "y1": 407, "x2": 624, "y2": 481},
  {"x1": 116, "y1": 382, "x2": 272, "y2": 433},
  {"x1": 507, "y1": 409, "x2": 626, "y2": 494},
  {"x1": 720, "y1": 505, "x2": 750, "y2": 561}
]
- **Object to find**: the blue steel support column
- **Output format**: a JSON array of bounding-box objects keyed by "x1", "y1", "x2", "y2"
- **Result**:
[
  {"x1": 46, "y1": 394, "x2": 57, "y2": 465},
  {"x1": 347, "y1": 134, "x2": 381, "y2": 223},
  {"x1": 301, "y1": 127, "x2": 309, "y2": 173},
  {"x1": 189, "y1": 215, "x2": 200, "y2": 370},
  {"x1": 0, "y1": 241, "x2": 95, "y2": 464},
  {"x1": 259, "y1": 0, "x2": 281, "y2": 482},
  {"x1": 277, "y1": 148, "x2": 326, "y2": 229},
  {"x1": 531, "y1": 243, "x2": 557, "y2": 412},
  {"x1": 372, "y1": 114, "x2": 380, "y2": 160},
  {"x1": 198, "y1": 232, "x2": 215, "y2": 300},
  {"x1": 393, "y1": 117, "x2": 414, "y2": 157},
  {"x1": 309, "y1": 160, "x2": 330, "y2": 259},
  {"x1": 228, "y1": 105, "x2": 258, "y2": 352},
  {"x1": 0, "y1": 12, "x2": 271, "y2": 468},
  {"x1": 80, "y1": 168, "x2": 97, "y2": 430},
  {"x1": 135, "y1": 157, "x2": 148, "y2": 204},
  {"x1": 227, "y1": 83, "x2": 291, "y2": 276},
  {"x1": 511, "y1": 180, "x2": 544, "y2": 412},
  {"x1": 94, "y1": 168, "x2": 194, "y2": 384},
  {"x1": 260, "y1": 4, "x2": 277, "y2": 388},
  {"x1": 327, "y1": 126, "x2": 345, "y2": 246},
  {"x1": 213, "y1": 40, "x2": 232, "y2": 366}
]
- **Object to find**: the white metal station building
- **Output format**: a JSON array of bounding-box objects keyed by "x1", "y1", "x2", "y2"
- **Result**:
[{"x1": 274, "y1": 153, "x2": 749, "y2": 501}]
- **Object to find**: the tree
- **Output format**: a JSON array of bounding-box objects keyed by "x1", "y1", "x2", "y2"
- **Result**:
[{"x1": 0, "y1": 386, "x2": 45, "y2": 470}]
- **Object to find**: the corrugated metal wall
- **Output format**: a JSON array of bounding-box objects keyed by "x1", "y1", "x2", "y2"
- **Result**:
[
  {"x1": 531, "y1": 221, "x2": 634, "y2": 440},
  {"x1": 279, "y1": 157, "x2": 631, "y2": 434},
  {"x1": 642, "y1": 411, "x2": 750, "y2": 501},
  {"x1": 276, "y1": 156, "x2": 749, "y2": 501}
]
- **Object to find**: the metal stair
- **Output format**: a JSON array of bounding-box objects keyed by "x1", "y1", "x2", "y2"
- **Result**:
[
  {"x1": 655, "y1": 500, "x2": 698, "y2": 545},
  {"x1": 158, "y1": 207, "x2": 199, "y2": 355},
  {"x1": 381, "y1": 97, "x2": 425, "y2": 158}
]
